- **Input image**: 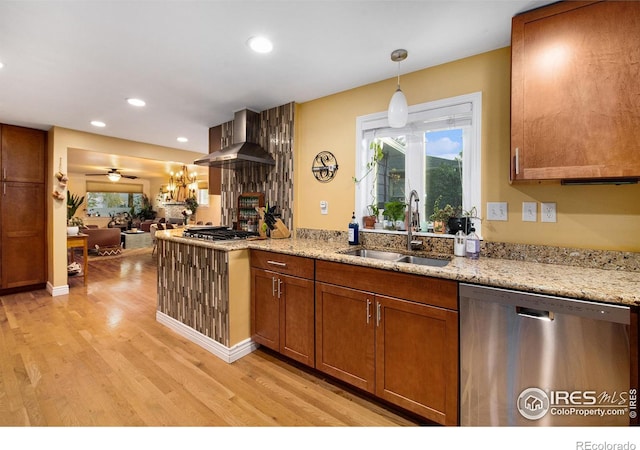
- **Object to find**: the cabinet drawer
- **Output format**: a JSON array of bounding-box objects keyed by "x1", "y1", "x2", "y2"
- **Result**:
[
  {"x1": 316, "y1": 260, "x2": 458, "y2": 311},
  {"x1": 250, "y1": 250, "x2": 314, "y2": 279}
]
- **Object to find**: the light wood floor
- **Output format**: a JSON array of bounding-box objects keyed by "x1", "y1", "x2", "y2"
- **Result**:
[{"x1": 0, "y1": 249, "x2": 419, "y2": 426}]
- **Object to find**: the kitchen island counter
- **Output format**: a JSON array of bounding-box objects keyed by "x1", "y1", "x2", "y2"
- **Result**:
[{"x1": 156, "y1": 230, "x2": 640, "y2": 306}]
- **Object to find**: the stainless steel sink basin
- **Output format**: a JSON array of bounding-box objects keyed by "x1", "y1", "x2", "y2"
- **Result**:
[
  {"x1": 395, "y1": 255, "x2": 450, "y2": 267},
  {"x1": 342, "y1": 248, "x2": 450, "y2": 267},
  {"x1": 343, "y1": 249, "x2": 405, "y2": 260}
]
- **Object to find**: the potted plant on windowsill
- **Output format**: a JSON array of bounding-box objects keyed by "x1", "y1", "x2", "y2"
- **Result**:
[
  {"x1": 354, "y1": 138, "x2": 384, "y2": 229},
  {"x1": 364, "y1": 204, "x2": 379, "y2": 229},
  {"x1": 429, "y1": 196, "x2": 454, "y2": 233},
  {"x1": 383, "y1": 200, "x2": 406, "y2": 230},
  {"x1": 447, "y1": 206, "x2": 478, "y2": 235}
]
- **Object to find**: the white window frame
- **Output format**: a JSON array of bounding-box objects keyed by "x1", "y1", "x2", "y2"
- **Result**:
[{"x1": 355, "y1": 91, "x2": 482, "y2": 236}]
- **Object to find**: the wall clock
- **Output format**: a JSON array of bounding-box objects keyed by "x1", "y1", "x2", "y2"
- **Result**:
[{"x1": 311, "y1": 151, "x2": 339, "y2": 182}]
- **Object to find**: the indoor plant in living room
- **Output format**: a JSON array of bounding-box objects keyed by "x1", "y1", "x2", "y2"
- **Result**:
[
  {"x1": 183, "y1": 196, "x2": 198, "y2": 224},
  {"x1": 67, "y1": 191, "x2": 85, "y2": 235}
]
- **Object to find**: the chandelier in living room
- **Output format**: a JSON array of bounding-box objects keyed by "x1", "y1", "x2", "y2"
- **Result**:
[{"x1": 166, "y1": 165, "x2": 197, "y2": 202}]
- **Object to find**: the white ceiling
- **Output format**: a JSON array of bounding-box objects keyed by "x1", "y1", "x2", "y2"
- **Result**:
[{"x1": 0, "y1": 0, "x2": 554, "y2": 177}]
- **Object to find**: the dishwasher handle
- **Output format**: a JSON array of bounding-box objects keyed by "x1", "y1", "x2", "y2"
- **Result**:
[
  {"x1": 459, "y1": 283, "x2": 630, "y2": 325},
  {"x1": 516, "y1": 306, "x2": 554, "y2": 321}
]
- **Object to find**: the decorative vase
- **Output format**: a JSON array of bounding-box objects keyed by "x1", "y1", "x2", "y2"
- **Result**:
[{"x1": 67, "y1": 226, "x2": 79, "y2": 236}]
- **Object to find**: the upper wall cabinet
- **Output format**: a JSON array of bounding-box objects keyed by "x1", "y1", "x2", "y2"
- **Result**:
[
  {"x1": 510, "y1": 1, "x2": 640, "y2": 182},
  {"x1": 0, "y1": 124, "x2": 46, "y2": 183}
]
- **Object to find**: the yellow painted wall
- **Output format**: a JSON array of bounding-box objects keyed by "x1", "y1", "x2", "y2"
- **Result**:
[{"x1": 295, "y1": 47, "x2": 640, "y2": 252}]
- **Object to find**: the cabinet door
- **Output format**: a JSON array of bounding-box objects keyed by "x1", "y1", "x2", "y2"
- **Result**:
[
  {"x1": 1, "y1": 182, "x2": 46, "y2": 288},
  {"x1": 511, "y1": 1, "x2": 640, "y2": 181},
  {"x1": 250, "y1": 268, "x2": 280, "y2": 351},
  {"x1": 279, "y1": 274, "x2": 315, "y2": 367},
  {"x1": 315, "y1": 282, "x2": 375, "y2": 393},
  {"x1": 375, "y1": 295, "x2": 458, "y2": 425},
  {"x1": 1, "y1": 125, "x2": 46, "y2": 183}
]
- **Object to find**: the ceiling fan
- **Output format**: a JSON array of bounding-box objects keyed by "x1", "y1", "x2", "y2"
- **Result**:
[{"x1": 85, "y1": 168, "x2": 138, "y2": 182}]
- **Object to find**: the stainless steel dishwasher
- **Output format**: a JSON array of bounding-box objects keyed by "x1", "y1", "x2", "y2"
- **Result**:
[{"x1": 459, "y1": 283, "x2": 632, "y2": 426}]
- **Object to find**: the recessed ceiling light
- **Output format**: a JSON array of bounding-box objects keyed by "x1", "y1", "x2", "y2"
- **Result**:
[
  {"x1": 177, "y1": 137, "x2": 188, "y2": 143},
  {"x1": 91, "y1": 120, "x2": 106, "y2": 127},
  {"x1": 126, "y1": 98, "x2": 146, "y2": 107},
  {"x1": 247, "y1": 36, "x2": 273, "y2": 54}
]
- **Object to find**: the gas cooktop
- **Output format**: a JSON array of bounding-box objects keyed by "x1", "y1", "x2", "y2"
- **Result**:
[{"x1": 182, "y1": 226, "x2": 259, "y2": 241}]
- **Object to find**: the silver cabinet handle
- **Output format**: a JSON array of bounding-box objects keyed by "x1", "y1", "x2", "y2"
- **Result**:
[
  {"x1": 277, "y1": 278, "x2": 283, "y2": 299},
  {"x1": 376, "y1": 301, "x2": 381, "y2": 327},
  {"x1": 267, "y1": 260, "x2": 287, "y2": 268},
  {"x1": 514, "y1": 147, "x2": 520, "y2": 175},
  {"x1": 272, "y1": 276, "x2": 277, "y2": 297},
  {"x1": 366, "y1": 299, "x2": 371, "y2": 324}
]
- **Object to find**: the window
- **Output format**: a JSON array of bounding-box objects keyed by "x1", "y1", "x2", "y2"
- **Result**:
[
  {"x1": 355, "y1": 92, "x2": 481, "y2": 234},
  {"x1": 197, "y1": 188, "x2": 209, "y2": 207},
  {"x1": 86, "y1": 192, "x2": 147, "y2": 217}
]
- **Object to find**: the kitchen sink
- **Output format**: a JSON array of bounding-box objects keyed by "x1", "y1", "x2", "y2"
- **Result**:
[
  {"x1": 341, "y1": 248, "x2": 450, "y2": 267},
  {"x1": 395, "y1": 255, "x2": 450, "y2": 267},
  {"x1": 343, "y1": 249, "x2": 405, "y2": 260}
]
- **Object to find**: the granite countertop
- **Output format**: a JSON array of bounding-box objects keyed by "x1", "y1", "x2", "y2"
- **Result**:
[{"x1": 156, "y1": 230, "x2": 640, "y2": 307}]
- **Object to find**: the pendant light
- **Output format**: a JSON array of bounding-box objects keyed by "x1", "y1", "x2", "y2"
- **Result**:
[{"x1": 388, "y1": 49, "x2": 408, "y2": 128}]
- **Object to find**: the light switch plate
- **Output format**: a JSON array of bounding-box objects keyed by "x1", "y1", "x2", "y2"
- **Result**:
[
  {"x1": 522, "y1": 202, "x2": 537, "y2": 222},
  {"x1": 541, "y1": 202, "x2": 557, "y2": 223},
  {"x1": 487, "y1": 202, "x2": 508, "y2": 221},
  {"x1": 320, "y1": 200, "x2": 328, "y2": 215}
]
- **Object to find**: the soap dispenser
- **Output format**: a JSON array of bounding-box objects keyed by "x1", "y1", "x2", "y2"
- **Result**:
[
  {"x1": 454, "y1": 230, "x2": 466, "y2": 257},
  {"x1": 465, "y1": 227, "x2": 480, "y2": 259},
  {"x1": 348, "y1": 211, "x2": 359, "y2": 245}
]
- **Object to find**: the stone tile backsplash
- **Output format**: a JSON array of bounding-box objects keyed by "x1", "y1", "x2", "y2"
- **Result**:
[{"x1": 296, "y1": 228, "x2": 640, "y2": 272}]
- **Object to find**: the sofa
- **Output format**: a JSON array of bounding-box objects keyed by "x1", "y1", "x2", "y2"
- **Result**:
[
  {"x1": 81, "y1": 226, "x2": 122, "y2": 253},
  {"x1": 140, "y1": 217, "x2": 165, "y2": 232}
]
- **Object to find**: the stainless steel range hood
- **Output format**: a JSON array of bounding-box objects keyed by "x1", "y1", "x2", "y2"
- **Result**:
[{"x1": 194, "y1": 109, "x2": 275, "y2": 168}]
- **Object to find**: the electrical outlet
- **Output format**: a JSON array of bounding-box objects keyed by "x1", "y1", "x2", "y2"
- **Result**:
[
  {"x1": 522, "y1": 202, "x2": 537, "y2": 222},
  {"x1": 487, "y1": 202, "x2": 508, "y2": 221},
  {"x1": 320, "y1": 200, "x2": 328, "y2": 215},
  {"x1": 541, "y1": 202, "x2": 557, "y2": 223}
]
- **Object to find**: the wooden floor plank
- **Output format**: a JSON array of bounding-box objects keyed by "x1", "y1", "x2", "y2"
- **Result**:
[{"x1": 0, "y1": 248, "x2": 418, "y2": 426}]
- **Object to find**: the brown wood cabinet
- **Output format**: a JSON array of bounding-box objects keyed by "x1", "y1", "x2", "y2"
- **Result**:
[
  {"x1": 0, "y1": 124, "x2": 47, "y2": 291},
  {"x1": 315, "y1": 283, "x2": 375, "y2": 392},
  {"x1": 375, "y1": 294, "x2": 458, "y2": 425},
  {"x1": 1, "y1": 124, "x2": 46, "y2": 183},
  {"x1": 510, "y1": 1, "x2": 640, "y2": 182},
  {"x1": 315, "y1": 260, "x2": 459, "y2": 425},
  {"x1": 250, "y1": 250, "x2": 315, "y2": 367}
]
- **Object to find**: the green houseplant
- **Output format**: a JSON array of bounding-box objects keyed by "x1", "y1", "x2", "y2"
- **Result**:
[
  {"x1": 354, "y1": 139, "x2": 384, "y2": 228},
  {"x1": 383, "y1": 200, "x2": 406, "y2": 230},
  {"x1": 67, "y1": 192, "x2": 84, "y2": 225},
  {"x1": 429, "y1": 196, "x2": 454, "y2": 233},
  {"x1": 67, "y1": 191, "x2": 85, "y2": 235}
]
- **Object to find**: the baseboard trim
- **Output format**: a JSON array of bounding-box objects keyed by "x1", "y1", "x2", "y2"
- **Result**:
[
  {"x1": 47, "y1": 282, "x2": 69, "y2": 296},
  {"x1": 156, "y1": 311, "x2": 257, "y2": 363}
]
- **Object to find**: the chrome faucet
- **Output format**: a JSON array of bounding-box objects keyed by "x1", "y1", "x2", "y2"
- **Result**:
[{"x1": 407, "y1": 190, "x2": 423, "y2": 251}]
